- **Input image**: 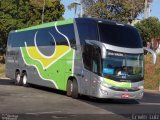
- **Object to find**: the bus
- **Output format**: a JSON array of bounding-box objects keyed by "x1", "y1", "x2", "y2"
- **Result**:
[{"x1": 6, "y1": 18, "x2": 156, "y2": 99}]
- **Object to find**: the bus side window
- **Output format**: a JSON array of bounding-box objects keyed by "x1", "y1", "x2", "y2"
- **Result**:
[
  {"x1": 92, "y1": 47, "x2": 101, "y2": 75},
  {"x1": 92, "y1": 60, "x2": 98, "y2": 73},
  {"x1": 82, "y1": 45, "x2": 92, "y2": 70},
  {"x1": 76, "y1": 19, "x2": 99, "y2": 45},
  {"x1": 83, "y1": 45, "x2": 101, "y2": 75}
]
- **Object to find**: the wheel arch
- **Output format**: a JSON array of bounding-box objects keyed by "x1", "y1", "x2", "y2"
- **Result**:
[
  {"x1": 15, "y1": 69, "x2": 20, "y2": 77},
  {"x1": 22, "y1": 70, "x2": 27, "y2": 75}
]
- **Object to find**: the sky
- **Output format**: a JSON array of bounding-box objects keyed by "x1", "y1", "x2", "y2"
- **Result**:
[{"x1": 61, "y1": 0, "x2": 160, "y2": 20}]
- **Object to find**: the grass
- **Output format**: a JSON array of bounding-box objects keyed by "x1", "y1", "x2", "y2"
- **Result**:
[
  {"x1": 144, "y1": 54, "x2": 160, "y2": 90},
  {"x1": 0, "y1": 64, "x2": 5, "y2": 77}
]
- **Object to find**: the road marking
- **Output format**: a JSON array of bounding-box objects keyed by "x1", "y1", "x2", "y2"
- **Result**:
[
  {"x1": 26, "y1": 111, "x2": 62, "y2": 115},
  {"x1": 139, "y1": 102, "x2": 160, "y2": 105}
]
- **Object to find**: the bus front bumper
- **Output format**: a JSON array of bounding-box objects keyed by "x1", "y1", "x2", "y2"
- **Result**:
[{"x1": 96, "y1": 85, "x2": 144, "y2": 100}]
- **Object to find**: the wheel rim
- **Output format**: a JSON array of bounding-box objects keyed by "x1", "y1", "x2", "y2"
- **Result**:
[
  {"x1": 23, "y1": 75, "x2": 27, "y2": 85},
  {"x1": 67, "y1": 80, "x2": 73, "y2": 96},
  {"x1": 16, "y1": 74, "x2": 20, "y2": 83},
  {"x1": 70, "y1": 82, "x2": 73, "y2": 93}
]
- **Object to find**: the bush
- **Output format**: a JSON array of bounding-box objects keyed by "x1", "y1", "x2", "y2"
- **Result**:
[{"x1": 144, "y1": 54, "x2": 160, "y2": 90}]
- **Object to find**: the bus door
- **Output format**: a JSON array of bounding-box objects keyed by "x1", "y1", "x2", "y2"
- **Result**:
[
  {"x1": 82, "y1": 45, "x2": 101, "y2": 96},
  {"x1": 90, "y1": 46, "x2": 101, "y2": 96},
  {"x1": 81, "y1": 45, "x2": 92, "y2": 95}
]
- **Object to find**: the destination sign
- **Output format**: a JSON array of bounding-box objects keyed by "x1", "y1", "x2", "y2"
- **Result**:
[{"x1": 107, "y1": 52, "x2": 124, "y2": 57}]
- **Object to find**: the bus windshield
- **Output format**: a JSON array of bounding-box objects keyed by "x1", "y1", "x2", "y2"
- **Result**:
[
  {"x1": 98, "y1": 23, "x2": 143, "y2": 48},
  {"x1": 102, "y1": 51, "x2": 144, "y2": 82}
]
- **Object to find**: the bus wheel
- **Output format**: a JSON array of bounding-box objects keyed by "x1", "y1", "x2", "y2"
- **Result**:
[
  {"x1": 66, "y1": 79, "x2": 72, "y2": 97},
  {"x1": 22, "y1": 73, "x2": 29, "y2": 87},
  {"x1": 67, "y1": 79, "x2": 78, "y2": 99},
  {"x1": 72, "y1": 79, "x2": 78, "y2": 99},
  {"x1": 15, "y1": 71, "x2": 22, "y2": 85}
]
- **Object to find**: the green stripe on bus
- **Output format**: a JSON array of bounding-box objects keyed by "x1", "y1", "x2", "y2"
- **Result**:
[
  {"x1": 16, "y1": 19, "x2": 74, "y2": 32},
  {"x1": 21, "y1": 47, "x2": 74, "y2": 90},
  {"x1": 103, "y1": 78, "x2": 131, "y2": 88}
]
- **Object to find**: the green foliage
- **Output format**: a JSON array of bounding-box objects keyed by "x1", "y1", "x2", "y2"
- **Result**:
[
  {"x1": 135, "y1": 17, "x2": 160, "y2": 42},
  {"x1": 80, "y1": 0, "x2": 145, "y2": 23},
  {"x1": 144, "y1": 55, "x2": 160, "y2": 90},
  {"x1": 0, "y1": 0, "x2": 64, "y2": 51},
  {"x1": 84, "y1": 1, "x2": 109, "y2": 19}
]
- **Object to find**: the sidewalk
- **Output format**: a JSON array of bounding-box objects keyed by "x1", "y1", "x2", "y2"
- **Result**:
[
  {"x1": 0, "y1": 73, "x2": 6, "y2": 79},
  {"x1": 144, "y1": 89, "x2": 160, "y2": 94}
]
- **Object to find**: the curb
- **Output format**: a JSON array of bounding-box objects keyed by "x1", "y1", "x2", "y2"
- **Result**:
[{"x1": 144, "y1": 89, "x2": 160, "y2": 94}]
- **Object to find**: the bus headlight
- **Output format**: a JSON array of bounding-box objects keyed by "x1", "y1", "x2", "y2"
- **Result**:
[
  {"x1": 138, "y1": 86, "x2": 144, "y2": 90},
  {"x1": 100, "y1": 88, "x2": 108, "y2": 95},
  {"x1": 100, "y1": 84, "x2": 111, "y2": 95},
  {"x1": 100, "y1": 86, "x2": 108, "y2": 95}
]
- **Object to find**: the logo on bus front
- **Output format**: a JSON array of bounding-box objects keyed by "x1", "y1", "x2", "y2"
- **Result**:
[{"x1": 121, "y1": 73, "x2": 127, "y2": 79}]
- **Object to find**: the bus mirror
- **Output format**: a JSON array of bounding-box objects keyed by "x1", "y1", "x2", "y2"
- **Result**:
[
  {"x1": 143, "y1": 47, "x2": 157, "y2": 64},
  {"x1": 85, "y1": 40, "x2": 107, "y2": 59}
]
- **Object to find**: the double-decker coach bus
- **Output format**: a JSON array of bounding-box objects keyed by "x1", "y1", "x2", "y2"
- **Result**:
[{"x1": 6, "y1": 18, "x2": 156, "y2": 99}]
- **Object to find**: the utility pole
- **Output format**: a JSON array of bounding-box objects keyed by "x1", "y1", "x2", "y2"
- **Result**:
[
  {"x1": 144, "y1": 0, "x2": 148, "y2": 19},
  {"x1": 144, "y1": 0, "x2": 152, "y2": 19},
  {"x1": 42, "y1": 0, "x2": 46, "y2": 24},
  {"x1": 73, "y1": 1, "x2": 83, "y2": 18}
]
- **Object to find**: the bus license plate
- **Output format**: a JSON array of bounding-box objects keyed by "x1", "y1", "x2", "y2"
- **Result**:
[{"x1": 121, "y1": 94, "x2": 129, "y2": 98}]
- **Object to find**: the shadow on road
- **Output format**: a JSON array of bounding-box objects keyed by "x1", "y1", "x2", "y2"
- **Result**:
[
  {"x1": 29, "y1": 84, "x2": 139, "y2": 105},
  {"x1": 0, "y1": 78, "x2": 14, "y2": 85},
  {"x1": 29, "y1": 84, "x2": 67, "y2": 96},
  {"x1": 79, "y1": 95, "x2": 140, "y2": 105}
]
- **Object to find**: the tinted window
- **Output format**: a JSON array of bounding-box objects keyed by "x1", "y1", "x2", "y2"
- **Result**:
[
  {"x1": 82, "y1": 45, "x2": 92, "y2": 70},
  {"x1": 9, "y1": 24, "x2": 76, "y2": 47},
  {"x1": 10, "y1": 32, "x2": 28, "y2": 47},
  {"x1": 83, "y1": 45, "x2": 101, "y2": 74},
  {"x1": 58, "y1": 24, "x2": 76, "y2": 45},
  {"x1": 92, "y1": 47, "x2": 101, "y2": 75},
  {"x1": 36, "y1": 30, "x2": 55, "y2": 46},
  {"x1": 98, "y1": 23, "x2": 143, "y2": 48},
  {"x1": 76, "y1": 19, "x2": 99, "y2": 45}
]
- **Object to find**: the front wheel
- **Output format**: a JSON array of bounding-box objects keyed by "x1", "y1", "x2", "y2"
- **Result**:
[{"x1": 66, "y1": 79, "x2": 78, "y2": 99}]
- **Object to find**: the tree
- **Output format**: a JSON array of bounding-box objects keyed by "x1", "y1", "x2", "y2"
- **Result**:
[
  {"x1": 80, "y1": 0, "x2": 145, "y2": 23},
  {"x1": 0, "y1": 0, "x2": 64, "y2": 54},
  {"x1": 135, "y1": 17, "x2": 160, "y2": 49}
]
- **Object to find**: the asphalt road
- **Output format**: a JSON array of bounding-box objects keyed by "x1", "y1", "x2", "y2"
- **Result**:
[{"x1": 0, "y1": 78, "x2": 160, "y2": 120}]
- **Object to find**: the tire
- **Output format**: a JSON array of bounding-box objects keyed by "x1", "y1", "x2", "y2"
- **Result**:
[
  {"x1": 22, "y1": 72, "x2": 29, "y2": 87},
  {"x1": 66, "y1": 79, "x2": 78, "y2": 99},
  {"x1": 15, "y1": 71, "x2": 22, "y2": 85},
  {"x1": 67, "y1": 79, "x2": 72, "y2": 97},
  {"x1": 72, "y1": 79, "x2": 79, "y2": 98}
]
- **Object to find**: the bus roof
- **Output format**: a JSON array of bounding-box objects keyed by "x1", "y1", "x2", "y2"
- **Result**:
[
  {"x1": 14, "y1": 17, "x2": 132, "y2": 33},
  {"x1": 16, "y1": 19, "x2": 74, "y2": 32}
]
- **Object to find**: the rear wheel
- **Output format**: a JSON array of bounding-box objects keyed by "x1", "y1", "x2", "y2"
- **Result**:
[
  {"x1": 67, "y1": 79, "x2": 73, "y2": 97},
  {"x1": 66, "y1": 79, "x2": 78, "y2": 99},
  {"x1": 22, "y1": 72, "x2": 29, "y2": 87},
  {"x1": 15, "y1": 71, "x2": 22, "y2": 85}
]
